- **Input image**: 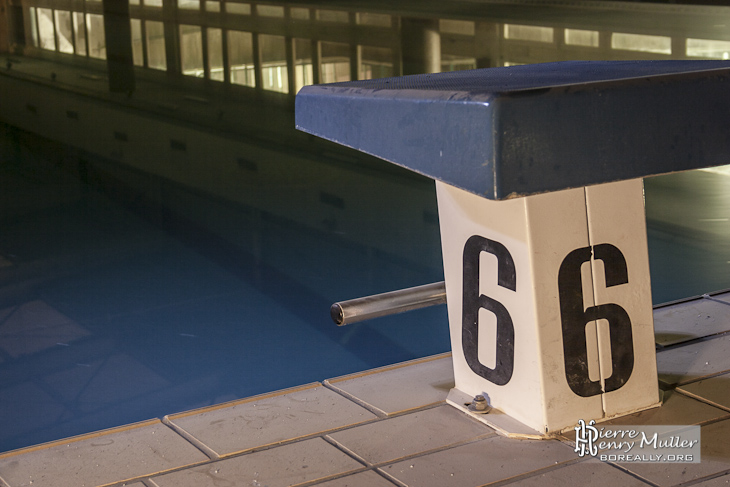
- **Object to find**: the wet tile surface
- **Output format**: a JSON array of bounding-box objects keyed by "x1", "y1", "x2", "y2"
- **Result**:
[
  {"x1": 653, "y1": 297, "x2": 730, "y2": 347},
  {"x1": 150, "y1": 438, "x2": 364, "y2": 487},
  {"x1": 381, "y1": 434, "x2": 575, "y2": 486},
  {"x1": 619, "y1": 418, "x2": 730, "y2": 486},
  {"x1": 678, "y1": 373, "x2": 730, "y2": 411},
  {"x1": 324, "y1": 353, "x2": 453, "y2": 415},
  {"x1": 328, "y1": 404, "x2": 493, "y2": 465},
  {"x1": 166, "y1": 384, "x2": 377, "y2": 457},
  {"x1": 0, "y1": 420, "x2": 208, "y2": 487},
  {"x1": 657, "y1": 335, "x2": 730, "y2": 386}
]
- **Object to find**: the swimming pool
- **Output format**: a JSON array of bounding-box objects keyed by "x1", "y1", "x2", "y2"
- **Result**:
[{"x1": 1, "y1": 120, "x2": 729, "y2": 453}]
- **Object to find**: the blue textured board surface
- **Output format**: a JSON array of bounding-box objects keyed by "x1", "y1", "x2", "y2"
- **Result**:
[{"x1": 295, "y1": 60, "x2": 730, "y2": 199}]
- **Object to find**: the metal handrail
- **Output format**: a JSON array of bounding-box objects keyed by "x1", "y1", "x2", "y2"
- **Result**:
[{"x1": 330, "y1": 281, "x2": 446, "y2": 326}]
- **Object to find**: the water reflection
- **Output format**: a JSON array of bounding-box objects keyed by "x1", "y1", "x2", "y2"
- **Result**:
[{"x1": 2, "y1": 0, "x2": 730, "y2": 454}]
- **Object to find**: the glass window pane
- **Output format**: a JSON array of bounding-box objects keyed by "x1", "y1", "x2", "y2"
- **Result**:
[
  {"x1": 145, "y1": 20, "x2": 166, "y2": 69},
  {"x1": 565, "y1": 28, "x2": 599, "y2": 47},
  {"x1": 316, "y1": 9, "x2": 348, "y2": 23},
  {"x1": 178, "y1": 0, "x2": 199, "y2": 10},
  {"x1": 320, "y1": 41, "x2": 350, "y2": 83},
  {"x1": 73, "y1": 12, "x2": 86, "y2": 55},
  {"x1": 356, "y1": 12, "x2": 390, "y2": 27},
  {"x1": 130, "y1": 19, "x2": 143, "y2": 66},
  {"x1": 294, "y1": 38, "x2": 312, "y2": 93},
  {"x1": 55, "y1": 10, "x2": 74, "y2": 53},
  {"x1": 290, "y1": 7, "x2": 309, "y2": 20},
  {"x1": 226, "y1": 2, "x2": 250, "y2": 14},
  {"x1": 440, "y1": 19, "x2": 474, "y2": 36},
  {"x1": 503, "y1": 24, "x2": 553, "y2": 43},
  {"x1": 29, "y1": 7, "x2": 39, "y2": 47},
  {"x1": 130, "y1": 0, "x2": 140, "y2": 5},
  {"x1": 259, "y1": 34, "x2": 288, "y2": 93},
  {"x1": 257, "y1": 5, "x2": 283, "y2": 17},
  {"x1": 359, "y1": 45, "x2": 392, "y2": 80},
  {"x1": 86, "y1": 13, "x2": 106, "y2": 58},
  {"x1": 207, "y1": 27, "x2": 224, "y2": 81},
  {"x1": 611, "y1": 33, "x2": 671, "y2": 54},
  {"x1": 205, "y1": 1, "x2": 220, "y2": 12},
  {"x1": 228, "y1": 30, "x2": 255, "y2": 87},
  {"x1": 144, "y1": 0, "x2": 163, "y2": 8},
  {"x1": 180, "y1": 25, "x2": 203, "y2": 76},
  {"x1": 686, "y1": 38, "x2": 730, "y2": 59},
  {"x1": 38, "y1": 8, "x2": 56, "y2": 51}
]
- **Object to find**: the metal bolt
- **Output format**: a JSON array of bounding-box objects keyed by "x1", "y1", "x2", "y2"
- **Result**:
[{"x1": 473, "y1": 395, "x2": 488, "y2": 411}]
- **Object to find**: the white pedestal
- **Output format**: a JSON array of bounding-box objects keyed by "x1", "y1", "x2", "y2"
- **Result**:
[{"x1": 436, "y1": 178, "x2": 660, "y2": 434}]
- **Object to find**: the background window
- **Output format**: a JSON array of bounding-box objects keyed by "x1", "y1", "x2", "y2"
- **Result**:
[
  {"x1": 130, "y1": 19, "x2": 143, "y2": 66},
  {"x1": 180, "y1": 25, "x2": 204, "y2": 76},
  {"x1": 320, "y1": 41, "x2": 350, "y2": 83},
  {"x1": 37, "y1": 8, "x2": 56, "y2": 51},
  {"x1": 86, "y1": 13, "x2": 106, "y2": 59},
  {"x1": 294, "y1": 38, "x2": 313, "y2": 93},
  {"x1": 54, "y1": 10, "x2": 73, "y2": 53},
  {"x1": 73, "y1": 12, "x2": 86, "y2": 55},
  {"x1": 228, "y1": 30, "x2": 255, "y2": 87},
  {"x1": 208, "y1": 28, "x2": 224, "y2": 81},
  {"x1": 259, "y1": 34, "x2": 288, "y2": 93},
  {"x1": 146, "y1": 20, "x2": 166, "y2": 69}
]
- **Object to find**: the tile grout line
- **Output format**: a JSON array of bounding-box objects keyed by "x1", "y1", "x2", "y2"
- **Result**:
[
  {"x1": 677, "y1": 469, "x2": 730, "y2": 486},
  {"x1": 664, "y1": 368, "x2": 730, "y2": 390},
  {"x1": 322, "y1": 434, "x2": 372, "y2": 468},
  {"x1": 657, "y1": 329, "x2": 730, "y2": 352},
  {"x1": 701, "y1": 294, "x2": 730, "y2": 308},
  {"x1": 604, "y1": 461, "x2": 662, "y2": 487},
  {"x1": 373, "y1": 467, "x2": 409, "y2": 487},
  {"x1": 161, "y1": 416, "x2": 220, "y2": 461},
  {"x1": 673, "y1": 388, "x2": 730, "y2": 414},
  {"x1": 321, "y1": 380, "x2": 388, "y2": 418}
]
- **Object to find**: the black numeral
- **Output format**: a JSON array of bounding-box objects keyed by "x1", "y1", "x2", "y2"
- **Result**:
[
  {"x1": 558, "y1": 244, "x2": 634, "y2": 397},
  {"x1": 462, "y1": 236, "x2": 516, "y2": 386}
]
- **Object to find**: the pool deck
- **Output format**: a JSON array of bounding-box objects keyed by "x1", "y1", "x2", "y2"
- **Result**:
[{"x1": 1, "y1": 293, "x2": 730, "y2": 486}]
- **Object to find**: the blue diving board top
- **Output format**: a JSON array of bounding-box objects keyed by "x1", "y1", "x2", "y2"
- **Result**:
[{"x1": 295, "y1": 60, "x2": 730, "y2": 199}]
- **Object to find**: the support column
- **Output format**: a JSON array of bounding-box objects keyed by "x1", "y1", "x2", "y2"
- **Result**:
[
  {"x1": 474, "y1": 21, "x2": 499, "y2": 69},
  {"x1": 400, "y1": 17, "x2": 440, "y2": 75},
  {"x1": 0, "y1": 0, "x2": 10, "y2": 53},
  {"x1": 103, "y1": 0, "x2": 135, "y2": 93},
  {"x1": 437, "y1": 178, "x2": 660, "y2": 435}
]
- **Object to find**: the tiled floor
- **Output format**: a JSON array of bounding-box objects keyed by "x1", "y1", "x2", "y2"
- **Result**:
[{"x1": 2, "y1": 293, "x2": 730, "y2": 487}]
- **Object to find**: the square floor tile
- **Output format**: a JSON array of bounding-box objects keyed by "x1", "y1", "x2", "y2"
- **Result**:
[
  {"x1": 151, "y1": 438, "x2": 363, "y2": 487},
  {"x1": 678, "y1": 373, "x2": 730, "y2": 411},
  {"x1": 324, "y1": 353, "x2": 453, "y2": 416},
  {"x1": 654, "y1": 298, "x2": 730, "y2": 347},
  {"x1": 166, "y1": 384, "x2": 377, "y2": 457},
  {"x1": 619, "y1": 418, "x2": 730, "y2": 486},
  {"x1": 328, "y1": 405, "x2": 493, "y2": 465},
  {"x1": 657, "y1": 335, "x2": 730, "y2": 386},
  {"x1": 381, "y1": 434, "x2": 575, "y2": 485},
  {"x1": 0, "y1": 419, "x2": 208, "y2": 487}
]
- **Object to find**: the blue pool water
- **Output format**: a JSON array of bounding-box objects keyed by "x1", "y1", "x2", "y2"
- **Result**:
[{"x1": 1, "y1": 123, "x2": 729, "y2": 454}]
